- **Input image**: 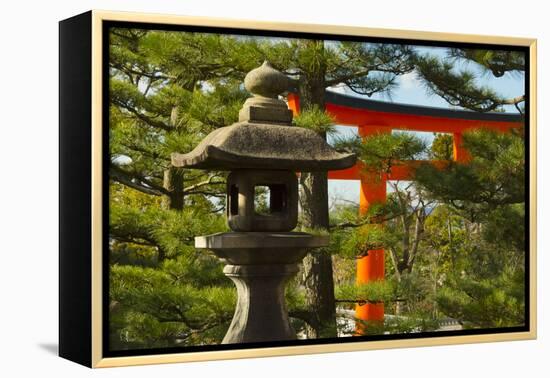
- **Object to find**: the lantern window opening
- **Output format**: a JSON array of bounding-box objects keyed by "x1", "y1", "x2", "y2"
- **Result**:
[
  {"x1": 254, "y1": 184, "x2": 287, "y2": 216},
  {"x1": 229, "y1": 184, "x2": 239, "y2": 215}
]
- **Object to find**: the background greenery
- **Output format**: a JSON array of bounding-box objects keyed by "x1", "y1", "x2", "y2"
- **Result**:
[{"x1": 108, "y1": 28, "x2": 526, "y2": 350}]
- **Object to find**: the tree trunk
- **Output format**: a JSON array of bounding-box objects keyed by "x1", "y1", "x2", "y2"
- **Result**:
[
  {"x1": 159, "y1": 167, "x2": 184, "y2": 263},
  {"x1": 296, "y1": 40, "x2": 337, "y2": 338},
  {"x1": 157, "y1": 246, "x2": 167, "y2": 264},
  {"x1": 300, "y1": 171, "x2": 336, "y2": 338},
  {"x1": 162, "y1": 167, "x2": 185, "y2": 211},
  {"x1": 162, "y1": 106, "x2": 185, "y2": 212}
]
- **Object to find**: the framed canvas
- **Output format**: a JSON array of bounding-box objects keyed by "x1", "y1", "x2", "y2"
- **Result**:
[{"x1": 59, "y1": 10, "x2": 537, "y2": 368}]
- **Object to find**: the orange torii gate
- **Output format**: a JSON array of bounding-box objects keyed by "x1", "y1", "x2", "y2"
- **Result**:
[{"x1": 287, "y1": 91, "x2": 522, "y2": 325}]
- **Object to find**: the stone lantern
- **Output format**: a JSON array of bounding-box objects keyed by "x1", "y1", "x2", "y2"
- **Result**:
[{"x1": 171, "y1": 61, "x2": 356, "y2": 344}]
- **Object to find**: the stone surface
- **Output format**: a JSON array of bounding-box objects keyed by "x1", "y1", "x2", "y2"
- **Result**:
[
  {"x1": 171, "y1": 121, "x2": 356, "y2": 171},
  {"x1": 226, "y1": 169, "x2": 298, "y2": 232},
  {"x1": 244, "y1": 61, "x2": 289, "y2": 98},
  {"x1": 195, "y1": 231, "x2": 328, "y2": 264},
  {"x1": 239, "y1": 61, "x2": 293, "y2": 124},
  {"x1": 221, "y1": 264, "x2": 299, "y2": 344},
  {"x1": 171, "y1": 60, "x2": 356, "y2": 172},
  {"x1": 238, "y1": 98, "x2": 293, "y2": 124},
  {"x1": 196, "y1": 231, "x2": 329, "y2": 343}
]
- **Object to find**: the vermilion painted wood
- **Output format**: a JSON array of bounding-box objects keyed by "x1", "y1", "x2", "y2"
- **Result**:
[
  {"x1": 325, "y1": 102, "x2": 520, "y2": 132},
  {"x1": 327, "y1": 160, "x2": 449, "y2": 181},
  {"x1": 354, "y1": 126, "x2": 389, "y2": 325}
]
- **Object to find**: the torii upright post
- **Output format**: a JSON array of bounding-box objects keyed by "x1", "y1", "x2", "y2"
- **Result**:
[{"x1": 355, "y1": 125, "x2": 389, "y2": 328}]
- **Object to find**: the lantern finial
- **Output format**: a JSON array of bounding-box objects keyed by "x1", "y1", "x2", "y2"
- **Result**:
[
  {"x1": 238, "y1": 61, "x2": 293, "y2": 124},
  {"x1": 244, "y1": 61, "x2": 289, "y2": 99}
]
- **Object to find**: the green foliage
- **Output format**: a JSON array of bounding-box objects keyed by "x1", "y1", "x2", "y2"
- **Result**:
[
  {"x1": 339, "y1": 224, "x2": 395, "y2": 258},
  {"x1": 336, "y1": 281, "x2": 396, "y2": 304},
  {"x1": 430, "y1": 133, "x2": 454, "y2": 160},
  {"x1": 253, "y1": 185, "x2": 270, "y2": 216},
  {"x1": 110, "y1": 264, "x2": 235, "y2": 348},
  {"x1": 415, "y1": 49, "x2": 525, "y2": 112},
  {"x1": 110, "y1": 194, "x2": 226, "y2": 258},
  {"x1": 297, "y1": 226, "x2": 330, "y2": 237},
  {"x1": 353, "y1": 313, "x2": 440, "y2": 336},
  {"x1": 416, "y1": 129, "x2": 525, "y2": 220},
  {"x1": 416, "y1": 55, "x2": 507, "y2": 112},
  {"x1": 483, "y1": 203, "x2": 525, "y2": 252},
  {"x1": 336, "y1": 276, "x2": 440, "y2": 336},
  {"x1": 359, "y1": 132, "x2": 426, "y2": 174},
  {"x1": 421, "y1": 204, "x2": 470, "y2": 272},
  {"x1": 414, "y1": 129, "x2": 526, "y2": 328},
  {"x1": 108, "y1": 28, "x2": 247, "y2": 350},
  {"x1": 448, "y1": 48, "x2": 525, "y2": 77},
  {"x1": 332, "y1": 42, "x2": 416, "y2": 97},
  {"x1": 437, "y1": 267, "x2": 525, "y2": 328},
  {"x1": 293, "y1": 105, "x2": 336, "y2": 135}
]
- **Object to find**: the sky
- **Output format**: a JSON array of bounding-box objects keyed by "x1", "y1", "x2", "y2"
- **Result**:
[{"x1": 326, "y1": 45, "x2": 525, "y2": 207}]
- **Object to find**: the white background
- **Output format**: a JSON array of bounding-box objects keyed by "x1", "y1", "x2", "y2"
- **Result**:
[{"x1": 0, "y1": 0, "x2": 547, "y2": 376}]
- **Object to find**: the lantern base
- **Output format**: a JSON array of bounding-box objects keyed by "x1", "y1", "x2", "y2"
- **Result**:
[
  {"x1": 222, "y1": 263, "x2": 299, "y2": 344},
  {"x1": 195, "y1": 232, "x2": 328, "y2": 264},
  {"x1": 196, "y1": 232, "x2": 328, "y2": 343}
]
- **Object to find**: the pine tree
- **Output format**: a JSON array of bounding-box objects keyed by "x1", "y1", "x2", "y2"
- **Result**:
[
  {"x1": 412, "y1": 47, "x2": 526, "y2": 327},
  {"x1": 108, "y1": 29, "x2": 250, "y2": 349},
  {"x1": 415, "y1": 129, "x2": 526, "y2": 328},
  {"x1": 415, "y1": 48, "x2": 525, "y2": 113}
]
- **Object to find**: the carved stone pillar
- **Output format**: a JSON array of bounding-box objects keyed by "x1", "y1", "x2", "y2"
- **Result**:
[{"x1": 222, "y1": 264, "x2": 298, "y2": 344}]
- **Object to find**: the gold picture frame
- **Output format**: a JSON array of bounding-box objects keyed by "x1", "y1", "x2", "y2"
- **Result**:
[{"x1": 59, "y1": 9, "x2": 537, "y2": 368}]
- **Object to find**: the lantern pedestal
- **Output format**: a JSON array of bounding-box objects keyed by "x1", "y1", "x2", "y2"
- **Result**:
[
  {"x1": 222, "y1": 263, "x2": 298, "y2": 343},
  {"x1": 196, "y1": 232, "x2": 328, "y2": 343}
]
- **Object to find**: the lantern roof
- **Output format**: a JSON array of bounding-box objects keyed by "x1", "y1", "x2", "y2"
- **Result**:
[{"x1": 171, "y1": 61, "x2": 356, "y2": 171}]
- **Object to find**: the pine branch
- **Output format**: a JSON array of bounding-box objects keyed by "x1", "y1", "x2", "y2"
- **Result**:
[
  {"x1": 502, "y1": 95, "x2": 526, "y2": 106},
  {"x1": 330, "y1": 221, "x2": 367, "y2": 230},
  {"x1": 113, "y1": 100, "x2": 173, "y2": 131},
  {"x1": 109, "y1": 62, "x2": 173, "y2": 82},
  {"x1": 173, "y1": 320, "x2": 230, "y2": 342},
  {"x1": 122, "y1": 143, "x2": 165, "y2": 161},
  {"x1": 110, "y1": 164, "x2": 167, "y2": 196},
  {"x1": 415, "y1": 55, "x2": 525, "y2": 113},
  {"x1": 448, "y1": 48, "x2": 525, "y2": 77},
  {"x1": 110, "y1": 227, "x2": 157, "y2": 247},
  {"x1": 288, "y1": 309, "x2": 319, "y2": 330},
  {"x1": 186, "y1": 191, "x2": 226, "y2": 198},
  {"x1": 325, "y1": 69, "x2": 370, "y2": 87},
  {"x1": 110, "y1": 234, "x2": 156, "y2": 247},
  {"x1": 183, "y1": 175, "x2": 226, "y2": 194}
]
